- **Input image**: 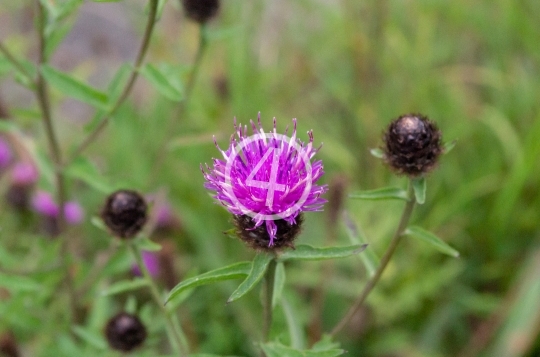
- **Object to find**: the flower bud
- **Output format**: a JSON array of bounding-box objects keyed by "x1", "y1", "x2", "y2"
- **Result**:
[
  {"x1": 105, "y1": 312, "x2": 147, "y2": 352},
  {"x1": 383, "y1": 114, "x2": 442, "y2": 177},
  {"x1": 101, "y1": 190, "x2": 147, "y2": 239},
  {"x1": 182, "y1": 0, "x2": 220, "y2": 23},
  {"x1": 233, "y1": 214, "x2": 304, "y2": 251},
  {"x1": 5, "y1": 162, "x2": 38, "y2": 211}
]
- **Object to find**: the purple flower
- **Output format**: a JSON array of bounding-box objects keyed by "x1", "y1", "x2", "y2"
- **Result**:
[
  {"x1": 0, "y1": 137, "x2": 13, "y2": 169},
  {"x1": 32, "y1": 191, "x2": 84, "y2": 224},
  {"x1": 132, "y1": 251, "x2": 160, "y2": 278},
  {"x1": 202, "y1": 114, "x2": 327, "y2": 248},
  {"x1": 11, "y1": 162, "x2": 38, "y2": 186}
]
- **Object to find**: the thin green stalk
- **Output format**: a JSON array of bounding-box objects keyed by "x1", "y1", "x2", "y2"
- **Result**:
[
  {"x1": 329, "y1": 181, "x2": 416, "y2": 337},
  {"x1": 0, "y1": 42, "x2": 34, "y2": 81},
  {"x1": 68, "y1": 0, "x2": 159, "y2": 163},
  {"x1": 34, "y1": 0, "x2": 78, "y2": 323},
  {"x1": 262, "y1": 258, "x2": 277, "y2": 342},
  {"x1": 129, "y1": 243, "x2": 188, "y2": 356}
]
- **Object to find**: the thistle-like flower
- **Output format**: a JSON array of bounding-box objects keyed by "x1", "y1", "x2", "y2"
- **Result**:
[
  {"x1": 202, "y1": 114, "x2": 327, "y2": 250},
  {"x1": 105, "y1": 313, "x2": 147, "y2": 352},
  {"x1": 383, "y1": 114, "x2": 442, "y2": 177}
]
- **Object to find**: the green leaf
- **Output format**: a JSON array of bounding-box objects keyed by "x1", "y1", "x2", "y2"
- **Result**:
[
  {"x1": 71, "y1": 326, "x2": 107, "y2": 350},
  {"x1": 404, "y1": 226, "x2": 460, "y2": 258},
  {"x1": 136, "y1": 237, "x2": 162, "y2": 252},
  {"x1": 101, "y1": 278, "x2": 149, "y2": 296},
  {"x1": 0, "y1": 273, "x2": 42, "y2": 292},
  {"x1": 41, "y1": 65, "x2": 109, "y2": 109},
  {"x1": 106, "y1": 63, "x2": 132, "y2": 105},
  {"x1": 165, "y1": 262, "x2": 251, "y2": 305},
  {"x1": 64, "y1": 157, "x2": 112, "y2": 193},
  {"x1": 227, "y1": 253, "x2": 273, "y2": 303},
  {"x1": 370, "y1": 148, "x2": 385, "y2": 159},
  {"x1": 412, "y1": 177, "x2": 426, "y2": 204},
  {"x1": 350, "y1": 187, "x2": 409, "y2": 201},
  {"x1": 272, "y1": 262, "x2": 286, "y2": 308},
  {"x1": 343, "y1": 211, "x2": 379, "y2": 277},
  {"x1": 277, "y1": 244, "x2": 367, "y2": 262},
  {"x1": 140, "y1": 63, "x2": 183, "y2": 101},
  {"x1": 0, "y1": 121, "x2": 19, "y2": 133},
  {"x1": 443, "y1": 140, "x2": 457, "y2": 154},
  {"x1": 261, "y1": 342, "x2": 345, "y2": 357}
]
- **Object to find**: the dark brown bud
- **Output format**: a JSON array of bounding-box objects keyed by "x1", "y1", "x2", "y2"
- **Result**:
[
  {"x1": 383, "y1": 114, "x2": 442, "y2": 177},
  {"x1": 182, "y1": 0, "x2": 220, "y2": 23},
  {"x1": 5, "y1": 185, "x2": 31, "y2": 212},
  {"x1": 0, "y1": 331, "x2": 20, "y2": 357},
  {"x1": 232, "y1": 214, "x2": 303, "y2": 252},
  {"x1": 101, "y1": 190, "x2": 147, "y2": 239},
  {"x1": 105, "y1": 312, "x2": 147, "y2": 352}
]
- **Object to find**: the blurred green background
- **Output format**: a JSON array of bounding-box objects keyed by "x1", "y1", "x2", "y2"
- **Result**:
[{"x1": 1, "y1": 0, "x2": 540, "y2": 356}]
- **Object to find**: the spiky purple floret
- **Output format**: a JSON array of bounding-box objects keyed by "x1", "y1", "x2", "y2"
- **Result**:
[{"x1": 202, "y1": 114, "x2": 327, "y2": 246}]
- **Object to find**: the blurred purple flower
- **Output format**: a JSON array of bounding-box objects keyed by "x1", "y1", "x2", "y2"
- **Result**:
[
  {"x1": 11, "y1": 162, "x2": 38, "y2": 186},
  {"x1": 202, "y1": 114, "x2": 327, "y2": 246},
  {"x1": 132, "y1": 251, "x2": 159, "y2": 278},
  {"x1": 0, "y1": 137, "x2": 12, "y2": 169},
  {"x1": 32, "y1": 191, "x2": 84, "y2": 224}
]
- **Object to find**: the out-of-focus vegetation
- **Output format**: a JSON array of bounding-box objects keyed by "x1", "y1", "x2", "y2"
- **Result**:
[{"x1": 0, "y1": 0, "x2": 539, "y2": 356}]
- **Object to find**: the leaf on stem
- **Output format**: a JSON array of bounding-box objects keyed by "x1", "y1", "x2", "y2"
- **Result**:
[
  {"x1": 349, "y1": 187, "x2": 409, "y2": 201},
  {"x1": 404, "y1": 226, "x2": 460, "y2": 258},
  {"x1": 277, "y1": 244, "x2": 367, "y2": 262},
  {"x1": 41, "y1": 65, "x2": 109, "y2": 109},
  {"x1": 165, "y1": 262, "x2": 251, "y2": 305},
  {"x1": 0, "y1": 273, "x2": 42, "y2": 292},
  {"x1": 227, "y1": 253, "x2": 273, "y2": 303},
  {"x1": 136, "y1": 237, "x2": 162, "y2": 252},
  {"x1": 342, "y1": 211, "x2": 379, "y2": 277},
  {"x1": 261, "y1": 342, "x2": 345, "y2": 357},
  {"x1": 443, "y1": 140, "x2": 457, "y2": 154},
  {"x1": 271, "y1": 262, "x2": 286, "y2": 308},
  {"x1": 369, "y1": 148, "x2": 385, "y2": 159},
  {"x1": 71, "y1": 326, "x2": 107, "y2": 350},
  {"x1": 140, "y1": 63, "x2": 183, "y2": 101},
  {"x1": 64, "y1": 157, "x2": 113, "y2": 193},
  {"x1": 100, "y1": 278, "x2": 149, "y2": 297},
  {"x1": 412, "y1": 177, "x2": 426, "y2": 204}
]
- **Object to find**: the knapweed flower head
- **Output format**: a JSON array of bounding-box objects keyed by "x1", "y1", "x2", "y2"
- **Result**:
[
  {"x1": 101, "y1": 189, "x2": 148, "y2": 239},
  {"x1": 383, "y1": 113, "x2": 442, "y2": 177},
  {"x1": 32, "y1": 191, "x2": 84, "y2": 224},
  {"x1": 202, "y1": 114, "x2": 327, "y2": 250},
  {"x1": 182, "y1": 0, "x2": 220, "y2": 23},
  {"x1": 105, "y1": 312, "x2": 147, "y2": 352},
  {"x1": 11, "y1": 162, "x2": 38, "y2": 186}
]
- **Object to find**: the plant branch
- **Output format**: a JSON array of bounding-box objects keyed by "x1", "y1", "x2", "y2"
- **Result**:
[
  {"x1": 68, "y1": 0, "x2": 159, "y2": 162},
  {"x1": 129, "y1": 243, "x2": 188, "y2": 356},
  {"x1": 34, "y1": 0, "x2": 78, "y2": 323},
  {"x1": 0, "y1": 42, "x2": 34, "y2": 81},
  {"x1": 329, "y1": 182, "x2": 416, "y2": 337}
]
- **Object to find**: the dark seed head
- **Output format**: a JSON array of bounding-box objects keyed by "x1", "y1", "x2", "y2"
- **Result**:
[
  {"x1": 232, "y1": 214, "x2": 303, "y2": 252},
  {"x1": 105, "y1": 312, "x2": 147, "y2": 352},
  {"x1": 383, "y1": 114, "x2": 442, "y2": 177},
  {"x1": 182, "y1": 0, "x2": 220, "y2": 23},
  {"x1": 101, "y1": 190, "x2": 147, "y2": 239}
]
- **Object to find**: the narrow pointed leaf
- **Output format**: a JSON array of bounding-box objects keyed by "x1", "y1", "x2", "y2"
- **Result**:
[
  {"x1": 64, "y1": 157, "x2": 112, "y2": 193},
  {"x1": 370, "y1": 148, "x2": 385, "y2": 159},
  {"x1": 350, "y1": 187, "x2": 409, "y2": 201},
  {"x1": 277, "y1": 244, "x2": 367, "y2": 262},
  {"x1": 412, "y1": 177, "x2": 426, "y2": 204},
  {"x1": 343, "y1": 211, "x2": 379, "y2": 277},
  {"x1": 101, "y1": 278, "x2": 149, "y2": 296},
  {"x1": 136, "y1": 237, "x2": 162, "y2": 252},
  {"x1": 71, "y1": 326, "x2": 107, "y2": 350},
  {"x1": 443, "y1": 140, "x2": 457, "y2": 154},
  {"x1": 0, "y1": 273, "x2": 42, "y2": 292},
  {"x1": 272, "y1": 262, "x2": 286, "y2": 308},
  {"x1": 140, "y1": 63, "x2": 183, "y2": 101},
  {"x1": 227, "y1": 253, "x2": 273, "y2": 303},
  {"x1": 41, "y1": 65, "x2": 109, "y2": 109},
  {"x1": 404, "y1": 226, "x2": 460, "y2": 258},
  {"x1": 166, "y1": 262, "x2": 251, "y2": 304}
]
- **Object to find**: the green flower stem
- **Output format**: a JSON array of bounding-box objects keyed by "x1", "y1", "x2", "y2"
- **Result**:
[
  {"x1": 68, "y1": 0, "x2": 159, "y2": 163},
  {"x1": 34, "y1": 0, "x2": 78, "y2": 324},
  {"x1": 262, "y1": 257, "x2": 277, "y2": 342},
  {"x1": 128, "y1": 243, "x2": 188, "y2": 356},
  {"x1": 330, "y1": 181, "x2": 416, "y2": 337},
  {"x1": 0, "y1": 42, "x2": 33, "y2": 82}
]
